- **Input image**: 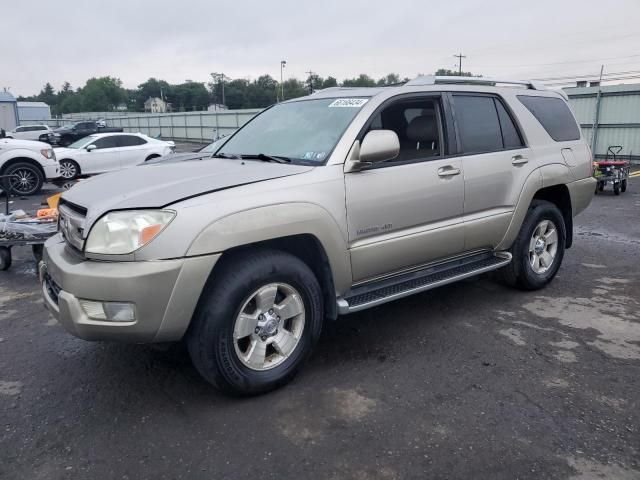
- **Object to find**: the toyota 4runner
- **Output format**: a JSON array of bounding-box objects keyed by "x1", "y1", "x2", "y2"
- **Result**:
[{"x1": 40, "y1": 76, "x2": 595, "y2": 395}]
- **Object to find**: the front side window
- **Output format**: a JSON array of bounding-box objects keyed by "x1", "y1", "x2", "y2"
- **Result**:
[
  {"x1": 364, "y1": 98, "x2": 443, "y2": 162},
  {"x1": 93, "y1": 136, "x2": 119, "y2": 149},
  {"x1": 517, "y1": 95, "x2": 580, "y2": 142},
  {"x1": 217, "y1": 97, "x2": 369, "y2": 163},
  {"x1": 68, "y1": 136, "x2": 98, "y2": 149}
]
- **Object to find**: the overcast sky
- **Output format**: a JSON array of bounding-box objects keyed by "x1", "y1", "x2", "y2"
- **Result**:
[{"x1": 4, "y1": 0, "x2": 640, "y2": 96}]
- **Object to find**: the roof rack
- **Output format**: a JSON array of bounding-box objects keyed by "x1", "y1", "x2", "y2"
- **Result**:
[{"x1": 405, "y1": 75, "x2": 546, "y2": 90}]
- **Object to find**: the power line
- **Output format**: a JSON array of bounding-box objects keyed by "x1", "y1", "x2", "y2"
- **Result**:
[
  {"x1": 470, "y1": 54, "x2": 640, "y2": 69},
  {"x1": 533, "y1": 69, "x2": 640, "y2": 81}
]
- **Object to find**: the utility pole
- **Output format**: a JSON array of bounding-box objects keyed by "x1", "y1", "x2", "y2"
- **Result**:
[
  {"x1": 453, "y1": 53, "x2": 466, "y2": 76},
  {"x1": 590, "y1": 65, "x2": 605, "y2": 158},
  {"x1": 305, "y1": 70, "x2": 315, "y2": 94},
  {"x1": 280, "y1": 60, "x2": 287, "y2": 102}
]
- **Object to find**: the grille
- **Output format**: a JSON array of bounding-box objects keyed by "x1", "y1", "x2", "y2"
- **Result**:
[{"x1": 58, "y1": 201, "x2": 86, "y2": 251}]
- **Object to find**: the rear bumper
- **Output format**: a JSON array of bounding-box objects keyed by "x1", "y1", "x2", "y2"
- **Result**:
[
  {"x1": 568, "y1": 177, "x2": 596, "y2": 217},
  {"x1": 40, "y1": 235, "x2": 220, "y2": 343}
]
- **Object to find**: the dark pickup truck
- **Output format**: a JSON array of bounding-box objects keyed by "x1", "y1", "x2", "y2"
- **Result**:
[{"x1": 41, "y1": 121, "x2": 123, "y2": 146}]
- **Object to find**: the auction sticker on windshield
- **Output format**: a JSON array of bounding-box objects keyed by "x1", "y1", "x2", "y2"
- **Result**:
[{"x1": 328, "y1": 98, "x2": 369, "y2": 108}]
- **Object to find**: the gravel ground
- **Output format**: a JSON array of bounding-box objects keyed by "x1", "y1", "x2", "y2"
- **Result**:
[{"x1": 0, "y1": 175, "x2": 639, "y2": 480}]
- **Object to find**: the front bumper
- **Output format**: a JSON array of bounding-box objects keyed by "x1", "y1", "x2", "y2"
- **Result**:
[
  {"x1": 43, "y1": 163, "x2": 60, "y2": 180},
  {"x1": 40, "y1": 235, "x2": 220, "y2": 343}
]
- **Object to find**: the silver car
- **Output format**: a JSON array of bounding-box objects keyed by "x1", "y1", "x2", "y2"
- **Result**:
[{"x1": 41, "y1": 76, "x2": 595, "y2": 395}]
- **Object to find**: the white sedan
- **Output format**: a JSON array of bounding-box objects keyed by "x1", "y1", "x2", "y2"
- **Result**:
[{"x1": 54, "y1": 133, "x2": 175, "y2": 179}]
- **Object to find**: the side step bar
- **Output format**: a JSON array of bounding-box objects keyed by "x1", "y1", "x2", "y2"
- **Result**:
[{"x1": 337, "y1": 251, "x2": 512, "y2": 314}]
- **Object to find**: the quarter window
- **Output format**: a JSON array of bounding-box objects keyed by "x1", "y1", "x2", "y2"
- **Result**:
[{"x1": 517, "y1": 95, "x2": 580, "y2": 142}]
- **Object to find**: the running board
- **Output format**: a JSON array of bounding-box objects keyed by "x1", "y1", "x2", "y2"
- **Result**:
[{"x1": 337, "y1": 251, "x2": 512, "y2": 314}]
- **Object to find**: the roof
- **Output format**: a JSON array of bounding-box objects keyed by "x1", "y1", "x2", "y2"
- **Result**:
[
  {"x1": 0, "y1": 91, "x2": 16, "y2": 102},
  {"x1": 17, "y1": 101, "x2": 49, "y2": 108}
]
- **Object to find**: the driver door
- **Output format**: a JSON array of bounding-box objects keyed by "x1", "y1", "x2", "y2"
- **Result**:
[
  {"x1": 81, "y1": 136, "x2": 121, "y2": 174},
  {"x1": 345, "y1": 94, "x2": 465, "y2": 283}
]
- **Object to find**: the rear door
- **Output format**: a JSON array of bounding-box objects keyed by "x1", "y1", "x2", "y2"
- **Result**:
[
  {"x1": 116, "y1": 135, "x2": 151, "y2": 168},
  {"x1": 450, "y1": 93, "x2": 531, "y2": 250},
  {"x1": 345, "y1": 94, "x2": 465, "y2": 283}
]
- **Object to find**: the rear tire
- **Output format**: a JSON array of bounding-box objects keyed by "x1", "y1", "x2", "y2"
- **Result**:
[
  {"x1": 145, "y1": 154, "x2": 160, "y2": 162},
  {"x1": 0, "y1": 247, "x2": 11, "y2": 271},
  {"x1": 614, "y1": 183, "x2": 620, "y2": 195},
  {"x1": 499, "y1": 200, "x2": 566, "y2": 291},
  {"x1": 187, "y1": 249, "x2": 323, "y2": 396},
  {"x1": 621, "y1": 179, "x2": 627, "y2": 193},
  {"x1": 3, "y1": 162, "x2": 44, "y2": 196}
]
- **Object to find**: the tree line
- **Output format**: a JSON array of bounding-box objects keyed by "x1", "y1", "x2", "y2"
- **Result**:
[{"x1": 18, "y1": 69, "x2": 475, "y2": 115}]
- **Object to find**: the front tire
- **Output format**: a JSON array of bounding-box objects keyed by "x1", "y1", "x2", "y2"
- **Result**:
[
  {"x1": 187, "y1": 249, "x2": 324, "y2": 395},
  {"x1": 3, "y1": 162, "x2": 44, "y2": 196},
  {"x1": 59, "y1": 159, "x2": 80, "y2": 180},
  {"x1": 500, "y1": 200, "x2": 566, "y2": 291},
  {"x1": 621, "y1": 179, "x2": 627, "y2": 193}
]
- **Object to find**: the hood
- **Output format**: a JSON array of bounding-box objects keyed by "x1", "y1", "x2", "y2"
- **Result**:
[
  {"x1": 61, "y1": 157, "x2": 314, "y2": 227},
  {"x1": 0, "y1": 138, "x2": 50, "y2": 149}
]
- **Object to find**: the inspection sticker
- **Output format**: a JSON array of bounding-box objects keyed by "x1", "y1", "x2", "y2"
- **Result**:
[{"x1": 328, "y1": 98, "x2": 369, "y2": 108}]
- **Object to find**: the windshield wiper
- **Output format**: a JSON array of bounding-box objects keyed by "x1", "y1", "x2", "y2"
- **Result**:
[
  {"x1": 240, "y1": 153, "x2": 292, "y2": 163},
  {"x1": 212, "y1": 152, "x2": 242, "y2": 159}
]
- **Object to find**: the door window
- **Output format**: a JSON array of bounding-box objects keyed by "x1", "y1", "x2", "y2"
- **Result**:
[
  {"x1": 92, "y1": 136, "x2": 119, "y2": 149},
  {"x1": 365, "y1": 98, "x2": 444, "y2": 162},
  {"x1": 453, "y1": 95, "x2": 502, "y2": 154},
  {"x1": 117, "y1": 135, "x2": 147, "y2": 147}
]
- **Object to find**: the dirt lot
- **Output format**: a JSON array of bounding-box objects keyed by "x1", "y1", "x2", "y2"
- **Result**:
[{"x1": 1, "y1": 176, "x2": 639, "y2": 480}]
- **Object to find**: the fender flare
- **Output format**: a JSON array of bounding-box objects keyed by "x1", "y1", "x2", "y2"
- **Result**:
[
  {"x1": 186, "y1": 202, "x2": 352, "y2": 293},
  {"x1": 496, "y1": 163, "x2": 572, "y2": 251}
]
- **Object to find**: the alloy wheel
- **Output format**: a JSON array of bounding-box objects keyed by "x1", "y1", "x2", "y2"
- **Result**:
[
  {"x1": 529, "y1": 220, "x2": 558, "y2": 274},
  {"x1": 59, "y1": 161, "x2": 77, "y2": 179},
  {"x1": 233, "y1": 282, "x2": 305, "y2": 371},
  {"x1": 9, "y1": 168, "x2": 38, "y2": 195}
]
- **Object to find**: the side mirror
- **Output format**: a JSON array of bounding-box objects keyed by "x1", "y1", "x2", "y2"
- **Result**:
[
  {"x1": 86, "y1": 144, "x2": 97, "y2": 152},
  {"x1": 359, "y1": 130, "x2": 400, "y2": 164}
]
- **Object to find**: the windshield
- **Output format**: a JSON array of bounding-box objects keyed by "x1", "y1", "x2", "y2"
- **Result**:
[
  {"x1": 199, "y1": 137, "x2": 228, "y2": 154},
  {"x1": 68, "y1": 136, "x2": 97, "y2": 149},
  {"x1": 217, "y1": 97, "x2": 369, "y2": 163}
]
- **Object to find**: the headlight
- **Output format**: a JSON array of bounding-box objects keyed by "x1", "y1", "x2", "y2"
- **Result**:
[
  {"x1": 85, "y1": 210, "x2": 175, "y2": 254},
  {"x1": 40, "y1": 148, "x2": 55, "y2": 159}
]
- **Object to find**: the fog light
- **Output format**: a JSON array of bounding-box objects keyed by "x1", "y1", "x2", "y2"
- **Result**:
[{"x1": 80, "y1": 300, "x2": 135, "y2": 322}]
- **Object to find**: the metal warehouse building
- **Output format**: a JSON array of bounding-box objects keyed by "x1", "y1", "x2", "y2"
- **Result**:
[
  {"x1": 565, "y1": 84, "x2": 640, "y2": 163},
  {"x1": 17, "y1": 101, "x2": 51, "y2": 122},
  {"x1": 0, "y1": 91, "x2": 19, "y2": 131}
]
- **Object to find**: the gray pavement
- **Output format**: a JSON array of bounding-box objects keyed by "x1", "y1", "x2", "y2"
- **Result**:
[{"x1": 1, "y1": 177, "x2": 639, "y2": 479}]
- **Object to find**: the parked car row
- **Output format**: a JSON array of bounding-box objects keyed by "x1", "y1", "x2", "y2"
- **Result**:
[
  {"x1": 0, "y1": 132, "x2": 176, "y2": 194},
  {"x1": 42, "y1": 121, "x2": 123, "y2": 146}
]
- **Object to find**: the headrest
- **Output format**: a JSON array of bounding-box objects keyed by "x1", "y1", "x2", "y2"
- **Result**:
[{"x1": 406, "y1": 115, "x2": 438, "y2": 143}]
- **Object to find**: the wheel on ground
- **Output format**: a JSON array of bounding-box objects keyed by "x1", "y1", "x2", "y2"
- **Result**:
[
  {"x1": 0, "y1": 247, "x2": 12, "y2": 271},
  {"x1": 621, "y1": 179, "x2": 627, "y2": 193},
  {"x1": 59, "y1": 159, "x2": 80, "y2": 180},
  {"x1": 499, "y1": 200, "x2": 566, "y2": 291},
  {"x1": 3, "y1": 162, "x2": 44, "y2": 196},
  {"x1": 598, "y1": 181, "x2": 604, "y2": 192},
  {"x1": 187, "y1": 249, "x2": 324, "y2": 395},
  {"x1": 145, "y1": 154, "x2": 160, "y2": 162},
  {"x1": 614, "y1": 183, "x2": 620, "y2": 195}
]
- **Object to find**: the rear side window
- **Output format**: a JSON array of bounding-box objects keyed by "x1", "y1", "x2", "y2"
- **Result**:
[
  {"x1": 93, "y1": 136, "x2": 119, "y2": 149},
  {"x1": 453, "y1": 95, "x2": 503, "y2": 153},
  {"x1": 118, "y1": 135, "x2": 147, "y2": 147},
  {"x1": 517, "y1": 95, "x2": 580, "y2": 142}
]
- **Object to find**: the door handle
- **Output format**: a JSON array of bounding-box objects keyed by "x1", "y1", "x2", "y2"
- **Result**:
[
  {"x1": 512, "y1": 155, "x2": 529, "y2": 166},
  {"x1": 437, "y1": 166, "x2": 461, "y2": 177}
]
